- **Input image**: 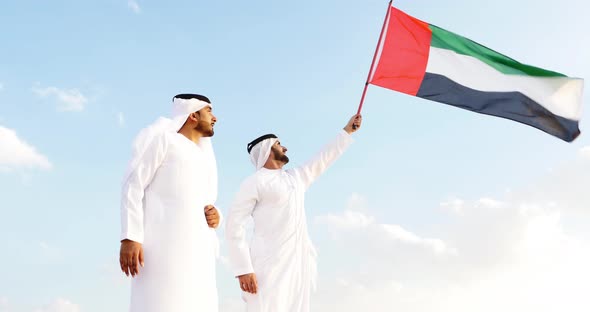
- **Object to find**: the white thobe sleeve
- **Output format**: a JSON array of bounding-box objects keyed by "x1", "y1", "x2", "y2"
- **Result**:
[
  {"x1": 217, "y1": 208, "x2": 224, "y2": 226},
  {"x1": 209, "y1": 207, "x2": 223, "y2": 258},
  {"x1": 225, "y1": 176, "x2": 258, "y2": 277},
  {"x1": 120, "y1": 133, "x2": 168, "y2": 244},
  {"x1": 293, "y1": 129, "x2": 354, "y2": 189}
]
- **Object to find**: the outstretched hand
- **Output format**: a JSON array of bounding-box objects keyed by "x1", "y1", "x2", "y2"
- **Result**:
[{"x1": 344, "y1": 114, "x2": 362, "y2": 134}]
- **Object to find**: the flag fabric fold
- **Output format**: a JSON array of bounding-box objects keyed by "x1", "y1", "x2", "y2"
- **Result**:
[{"x1": 369, "y1": 7, "x2": 584, "y2": 142}]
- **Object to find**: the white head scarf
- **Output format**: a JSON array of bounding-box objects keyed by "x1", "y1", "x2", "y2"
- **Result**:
[{"x1": 249, "y1": 137, "x2": 278, "y2": 170}]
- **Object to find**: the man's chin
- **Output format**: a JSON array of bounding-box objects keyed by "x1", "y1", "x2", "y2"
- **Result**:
[{"x1": 197, "y1": 129, "x2": 214, "y2": 137}]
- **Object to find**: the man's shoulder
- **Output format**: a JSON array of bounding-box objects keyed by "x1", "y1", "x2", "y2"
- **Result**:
[
  {"x1": 233, "y1": 173, "x2": 259, "y2": 196},
  {"x1": 146, "y1": 130, "x2": 173, "y2": 148},
  {"x1": 240, "y1": 170, "x2": 271, "y2": 186},
  {"x1": 161, "y1": 131, "x2": 179, "y2": 142}
]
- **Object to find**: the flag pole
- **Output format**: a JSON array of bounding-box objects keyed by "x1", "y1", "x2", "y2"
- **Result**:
[{"x1": 356, "y1": 0, "x2": 393, "y2": 115}]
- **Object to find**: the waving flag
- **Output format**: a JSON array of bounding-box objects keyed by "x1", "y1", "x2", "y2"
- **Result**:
[{"x1": 363, "y1": 5, "x2": 584, "y2": 142}]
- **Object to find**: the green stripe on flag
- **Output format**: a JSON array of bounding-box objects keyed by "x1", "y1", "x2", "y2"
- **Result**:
[{"x1": 429, "y1": 24, "x2": 566, "y2": 77}]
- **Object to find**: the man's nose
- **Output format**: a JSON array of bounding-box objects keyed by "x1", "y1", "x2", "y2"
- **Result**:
[
  {"x1": 212, "y1": 115, "x2": 217, "y2": 122},
  {"x1": 283, "y1": 147, "x2": 288, "y2": 152}
]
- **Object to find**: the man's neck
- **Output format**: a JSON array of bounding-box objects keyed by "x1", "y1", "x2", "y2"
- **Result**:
[
  {"x1": 263, "y1": 160, "x2": 284, "y2": 170},
  {"x1": 177, "y1": 128, "x2": 203, "y2": 144}
]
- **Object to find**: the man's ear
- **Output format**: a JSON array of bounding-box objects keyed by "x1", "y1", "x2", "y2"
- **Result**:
[{"x1": 189, "y1": 112, "x2": 200, "y2": 121}]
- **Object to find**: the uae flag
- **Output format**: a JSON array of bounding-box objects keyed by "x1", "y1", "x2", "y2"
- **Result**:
[{"x1": 369, "y1": 6, "x2": 584, "y2": 142}]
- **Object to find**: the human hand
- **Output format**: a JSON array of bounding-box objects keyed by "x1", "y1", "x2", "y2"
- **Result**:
[
  {"x1": 119, "y1": 239, "x2": 144, "y2": 277},
  {"x1": 344, "y1": 114, "x2": 362, "y2": 134},
  {"x1": 237, "y1": 273, "x2": 258, "y2": 294},
  {"x1": 204, "y1": 205, "x2": 220, "y2": 228}
]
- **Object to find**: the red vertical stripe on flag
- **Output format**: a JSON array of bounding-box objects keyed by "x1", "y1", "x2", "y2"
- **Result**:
[{"x1": 369, "y1": 7, "x2": 432, "y2": 96}]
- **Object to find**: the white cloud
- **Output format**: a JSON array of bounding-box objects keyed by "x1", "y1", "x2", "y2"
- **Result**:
[
  {"x1": 128, "y1": 0, "x2": 141, "y2": 14},
  {"x1": 34, "y1": 298, "x2": 80, "y2": 312},
  {"x1": 579, "y1": 145, "x2": 590, "y2": 158},
  {"x1": 440, "y1": 198, "x2": 465, "y2": 214},
  {"x1": 313, "y1": 186, "x2": 590, "y2": 312},
  {"x1": 32, "y1": 85, "x2": 87, "y2": 112},
  {"x1": 0, "y1": 82, "x2": 4, "y2": 92},
  {"x1": 117, "y1": 112, "x2": 125, "y2": 127},
  {"x1": 345, "y1": 192, "x2": 369, "y2": 211},
  {"x1": 316, "y1": 210, "x2": 374, "y2": 230},
  {"x1": 0, "y1": 297, "x2": 8, "y2": 312},
  {"x1": 0, "y1": 126, "x2": 52, "y2": 171},
  {"x1": 316, "y1": 209, "x2": 456, "y2": 257},
  {"x1": 513, "y1": 145, "x2": 590, "y2": 215}
]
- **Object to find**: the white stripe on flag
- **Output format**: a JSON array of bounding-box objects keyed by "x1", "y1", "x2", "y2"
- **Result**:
[{"x1": 426, "y1": 47, "x2": 583, "y2": 121}]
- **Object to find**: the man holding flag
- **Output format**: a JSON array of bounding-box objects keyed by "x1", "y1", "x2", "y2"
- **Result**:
[{"x1": 225, "y1": 114, "x2": 362, "y2": 312}]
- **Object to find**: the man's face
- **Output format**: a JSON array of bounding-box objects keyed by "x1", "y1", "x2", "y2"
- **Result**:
[
  {"x1": 194, "y1": 106, "x2": 216, "y2": 137},
  {"x1": 271, "y1": 140, "x2": 289, "y2": 164}
]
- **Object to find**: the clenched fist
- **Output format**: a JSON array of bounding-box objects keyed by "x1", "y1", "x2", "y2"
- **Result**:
[{"x1": 204, "y1": 205, "x2": 220, "y2": 228}]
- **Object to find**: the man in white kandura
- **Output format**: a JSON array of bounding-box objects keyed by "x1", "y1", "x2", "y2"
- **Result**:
[
  {"x1": 119, "y1": 93, "x2": 222, "y2": 312},
  {"x1": 225, "y1": 114, "x2": 362, "y2": 312}
]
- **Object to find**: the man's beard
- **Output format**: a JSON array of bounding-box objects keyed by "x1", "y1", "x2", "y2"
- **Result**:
[
  {"x1": 195, "y1": 121, "x2": 214, "y2": 137},
  {"x1": 272, "y1": 148, "x2": 289, "y2": 164}
]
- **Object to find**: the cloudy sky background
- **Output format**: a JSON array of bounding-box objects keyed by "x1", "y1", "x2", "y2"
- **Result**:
[{"x1": 1, "y1": 0, "x2": 589, "y2": 311}]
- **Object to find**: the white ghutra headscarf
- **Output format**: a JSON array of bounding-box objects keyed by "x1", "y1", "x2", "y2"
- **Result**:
[{"x1": 247, "y1": 134, "x2": 278, "y2": 170}]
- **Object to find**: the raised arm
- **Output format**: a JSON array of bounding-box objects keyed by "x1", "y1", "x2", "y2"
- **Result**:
[{"x1": 293, "y1": 114, "x2": 361, "y2": 189}]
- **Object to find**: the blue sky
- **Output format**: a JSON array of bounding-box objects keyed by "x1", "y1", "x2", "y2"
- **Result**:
[{"x1": 1, "y1": 0, "x2": 589, "y2": 311}]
